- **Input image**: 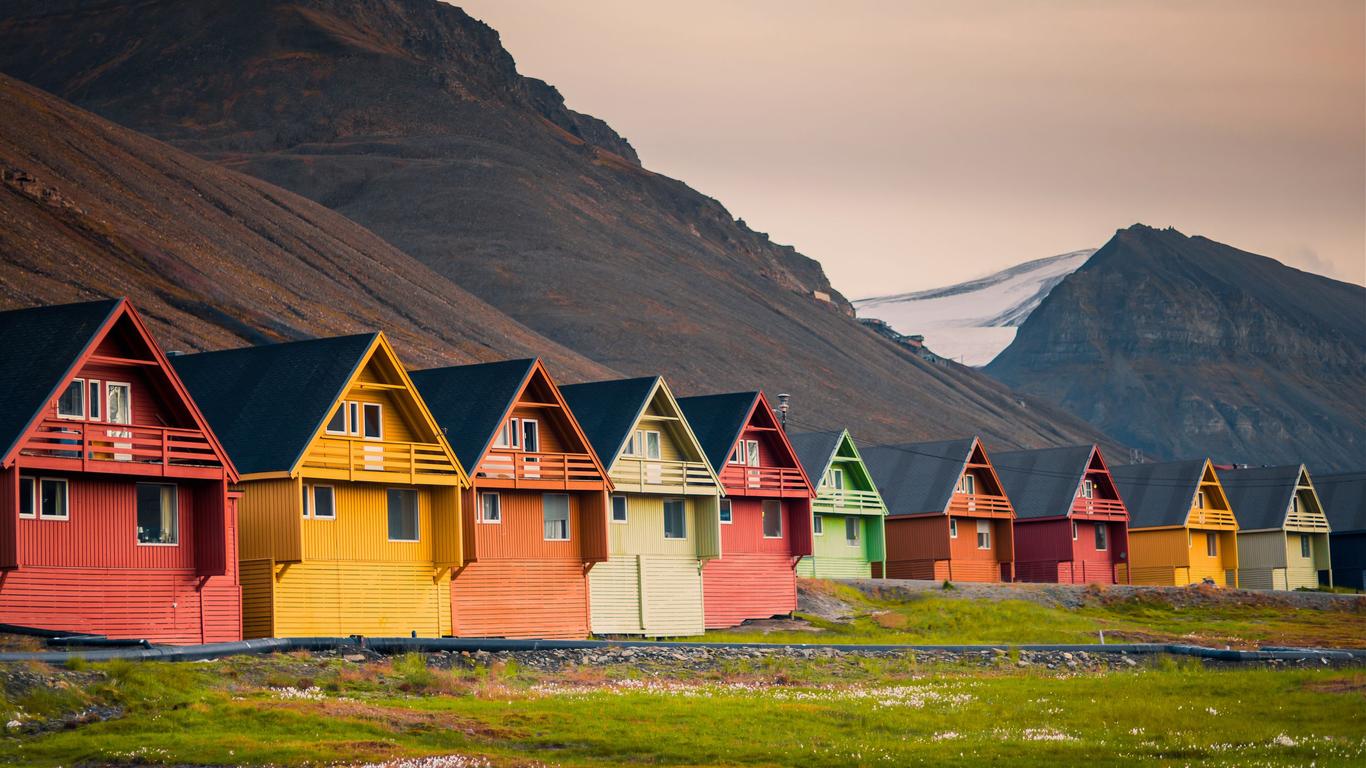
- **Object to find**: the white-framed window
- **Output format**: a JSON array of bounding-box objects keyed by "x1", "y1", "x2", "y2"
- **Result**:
[
  {"x1": 136, "y1": 483, "x2": 178, "y2": 545},
  {"x1": 1094, "y1": 523, "x2": 1107, "y2": 551},
  {"x1": 325, "y1": 400, "x2": 372, "y2": 437},
  {"x1": 976, "y1": 519, "x2": 991, "y2": 550},
  {"x1": 1072, "y1": 521, "x2": 1078, "y2": 540},
  {"x1": 624, "y1": 431, "x2": 639, "y2": 456},
  {"x1": 1291, "y1": 496, "x2": 1300, "y2": 515},
  {"x1": 362, "y1": 403, "x2": 383, "y2": 440},
  {"x1": 105, "y1": 382, "x2": 131, "y2": 427},
  {"x1": 1205, "y1": 532, "x2": 1218, "y2": 557},
  {"x1": 813, "y1": 515, "x2": 824, "y2": 535},
  {"x1": 845, "y1": 517, "x2": 860, "y2": 546},
  {"x1": 348, "y1": 401, "x2": 360, "y2": 436},
  {"x1": 18, "y1": 476, "x2": 36, "y2": 518},
  {"x1": 493, "y1": 417, "x2": 518, "y2": 449},
  {"x1": 719, "y1": 498, "x2": 732, "y2": 524},
  {"x1": 479, "y1": 492, "x2": 501, "y2": 524},
  {"x1": 949, "y1": 518, "x2": 958, "y2": 538},
  {"x1": 828, "y1": 467, "x2": 844, "y2": 491},
  {"x1": 39, "y1": 478, "x2": 68, "y2": 520},
  {"x1": 664, "y1": 499, "x2": 686, "y2": 539},
  {"x1": 313, "y1": 485, "x2": 336, "y2": 520},
  {"x1": 626, "y1": 430, "x2": 661, "y2": 459},
  {"x1": 387, "y1": 488, "x2": 419, "y2": 541},
  {"x1": 1299, "y1": 534, "x2": 1311, "y2": 558},
  {"x1": 746, "y1": 440, "x2": 760, "y2": 467},
  {"x1": 543, "y1": 493, "x2": 570, "y2": 540},
  {"x1": 1196, "y1": 491, "x2": 1206, "y2": 509},
  {"x1": 1080, "y1": 479, "x2": 1094, "y2": 499},
  {"x1": 958, "y1": 473, "x2": 976, "y2": 495},
  {"x1": 611, "y1": 495, "x2": 628, "y2": 524},
  {"x1": 522, "y1": 419, "x2": 540, "y2": 453},
  {"x1": 325, "y1": 403, "x2": 347, "y2": 435},
  {"x1": 728, "y1": 443, "x2": 744, "y2": 465},
  {"x1": 56, "y1": 379, "x2": 85, "y2": 419},
  {"x1": 302, "y1": 484, "x2": 310, "y2": 517},
  {"x1": 87, "y1": 379, "x2": 102, "y2": 421},
  {"x1": 645, "y1": 430, "x2": 661, "y2": 460},
  {"x1": 762, "y1": 500, "x2": 782, "y2": 538}
]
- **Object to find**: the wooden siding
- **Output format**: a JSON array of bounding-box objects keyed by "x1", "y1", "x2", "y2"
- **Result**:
[
  {"x1": 702, "y1": 552, "x2": 796, "y2": 629},
  {"x1": 1014, "y1": 518, "x2": 1128, "y2": 584},
  {"x1": 467, "y1": 490, "x2": 596, "y2": 561},
  {"x1": 589, "y1": 553, "x2": 705, "y2": 637},
  {"x1": 268, "y1": 560, "x2": 451, "y2": 638},
  {"x1": 1239, "y1": 531, "x2": 1330, "y2": 590},
  {"x1": 798, "y1": 513, "x2": 879, "y2": 578},
  {"x1": 301, "y1": 482, "x2": 441, "y2": 563},
  {"x1": 1125, "y1": 527, "x2": 1238, "y2": 586},
  {"x1": 238, "y1": 478, "x2": 302, "y2": 562},
  {"x1": 607, "y1": 495, "x2": 712, "y2": 557},
  {"x1": 452, "y1": 559, "x2": 589, "y2": 638},
  {"x1": 884, "y1": 514, "x2": 1011, "y2": 582},
  {"x1": 240, "y1": 559, "x2": 274, "y2": 639}
]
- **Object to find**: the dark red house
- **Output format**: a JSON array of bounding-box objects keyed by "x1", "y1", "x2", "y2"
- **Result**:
[
  {"x1": 994, "y1": 445, "x2": 1130, "y2": 584},
  {"x1": 678, "y1": 392, "x2": 814, "y2": 629},
  {"x1": 0, "y1": 299, "x2": 240, "y2": 642}
]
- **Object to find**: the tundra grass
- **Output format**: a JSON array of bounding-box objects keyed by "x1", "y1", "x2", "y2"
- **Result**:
[{"x1": 1, "y1": 655, "x2": 1363, "y2": 767}]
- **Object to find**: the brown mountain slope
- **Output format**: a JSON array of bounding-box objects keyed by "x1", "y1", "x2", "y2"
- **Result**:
[
  {"x1": 0, "y1": 73, "x2": 611, "y2": 378},
  {"x1": 0, "y1": 0, "x2": 1113, "y2": 450}
]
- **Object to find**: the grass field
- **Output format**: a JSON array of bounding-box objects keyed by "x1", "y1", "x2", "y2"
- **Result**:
[{"x1": 1, "y1": 651, "x2": 1364, "y2": 767}]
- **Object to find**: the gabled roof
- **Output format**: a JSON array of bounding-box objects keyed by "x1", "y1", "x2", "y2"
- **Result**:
[
  {"x1": 1311, "y1": 471, "x2": 1365, "y2": 533},
  {"x1": 1110, "y1": 459, "x2": 1207, "y2": 529},
  {"x1": 1220, "y1": 465, "x2": 1308, "y2": 532},
  {"x1": 408, "y1": 359, "x2": 538, "y2": 471},
  {"x1": 862, "y1": 438, "x2": 976, "y2": 517},
  {"x1": 789, "y1": 430, "x2": 845, "y2": 483},
  {"x1": 993, "y1": 445, "x2": 1095, "y2": 520},
  {"x1": 0, "y1": 299, "x2": 122, "y2": 466},
  {"x1": 172, "y1": 334, "x2": 377, "y2": 476},
  {"x1": 677, "y1": 392, "x2": 762, "y2": 472},
  {"x1": 560, "y1": 376, "x2": 661, "y2": 465}
]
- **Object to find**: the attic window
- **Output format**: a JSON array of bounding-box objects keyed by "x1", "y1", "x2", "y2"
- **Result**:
[
  {"x1": 958, "y1": 474, "x2": 976, "y2": 495},
  {"x1": 728, "y1": 444, "x2": 743, "y2": 464},
  {"x1": 746, "y1": 440, "x2": 760, "y2": 467},
  {"x1": 326, "y1": 405, "x2": 347, "y2": 435},
  {"x1": 828, "y1": 468, "x2": 844, "y2": 491},
  {"x1": 1080, "y1": 479, "x2": 1094, "y2": 499},
  {"x1": 362, "y1": 403, "x2": 383, "y2": 440},
  {"x1": 625, "y1": 430, "x2": 661, "y2": 460},
  {"x1": 1196, "y1": 491, "x2": 1206, "y2": 509},
  {"x1": 57, "y1": 379, "x2": 85, "y2": 419}
]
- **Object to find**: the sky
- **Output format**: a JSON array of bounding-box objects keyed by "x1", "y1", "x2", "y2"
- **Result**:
[{"x1": 456, "y1": 0, "x2": 1365, "y2": 295}]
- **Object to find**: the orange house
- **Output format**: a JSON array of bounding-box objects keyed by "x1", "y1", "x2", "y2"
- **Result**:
[
  {"x1": 863, "y1": 437, "x2": 1015, "y2": 582},
  {"x1": 411, "y1": 359, "x2": 610, "y2": 638}
]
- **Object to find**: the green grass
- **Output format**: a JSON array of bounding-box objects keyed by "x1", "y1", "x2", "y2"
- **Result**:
[{"x1": 1, "y1": 654, "x2": 1363, "y2": 767}]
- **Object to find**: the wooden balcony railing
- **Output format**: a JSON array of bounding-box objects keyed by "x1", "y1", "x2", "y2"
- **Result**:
[
  {"x1": 814, "y1": 488, "x2": 884, "y2": 513},
  {"x1": 476, "y1": 450, "x2": 602, "y2": 487},
  {"x1": 610, "y1": 458, "x2": 714, "y2": 492},
  {"x1": 303, "y1": 437, "x2": 460, "y2": 484},
  {"x1": 1071, "y1": 498, "x2": 1128, "y2": 518},
  {"x1": 947, "y1": 493, "x2": 1013, "y2": 516},
  {"x1": 20, "y1": 419, "x2": 221, "y2": 476},
  {"x1": 719, "y1": 465, "x2": 809, "y2": 496}
]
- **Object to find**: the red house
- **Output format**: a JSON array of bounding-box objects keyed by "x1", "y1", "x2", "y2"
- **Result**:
[
  {"x1": 0, "y1": 299, "x2": 240, "y2": 642},
  {"x1": 993, "y1": 445, "x2": 1130, "y2": 583},
  {"x1": 863, "y1": 437, "x2": 1015, "y2": 582},
  {"x1": 678, "y1": 392, "x2": 814, "y2": 629}
]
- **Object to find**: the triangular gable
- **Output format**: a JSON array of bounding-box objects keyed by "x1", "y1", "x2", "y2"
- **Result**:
[
  {"x1": 1185, "y1": 460, "x2": 1236, "y2": 530},
  {"x1": 639, "y1": 378, "x2": 717, "y2": 482},
  {"x1": 559, "y1": 376, "x2": 660, "y2": 467},
  {"x1": 519, "y1": 360, "x2": 609, "y2": 479},
  {"x1": 1286, "y1": 467, "x2": 1331, "y2": 532},
  {"x1": 677, "y1": 391, "x2": 762, "y2": 472},
  {"x1": 960, "y1": 438, "x2": 1012, "y2": 516},
  {"x1": 739, "y1": 392, "x2": 814, "y2": 494}
]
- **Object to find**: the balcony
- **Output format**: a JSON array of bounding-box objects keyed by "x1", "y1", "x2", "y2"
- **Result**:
[
  {"x1": 947, "y1": 492, "x2": 1013, "y2": 517},
  {"x1": 609, "y1": 458, "x2": 715, "y2": 494},
  {"x1": 302, "y1": 437, "x2": 462, "y2": 486},
  {"x1": 814, "y1": 487, "x2": 884, "y2": 514},
  {"x1": 1071, "y1": 497, "x2": 1128, "y2": 519},
  {"x1": 475, "y1": 450, "x2": 603, "y2": 490},
  {"x1": 718, "y1": 465, "x2": 809, "y2": 497},
  {"x1": 19, "y1": 419, "x2": 223, "y2": 479}
]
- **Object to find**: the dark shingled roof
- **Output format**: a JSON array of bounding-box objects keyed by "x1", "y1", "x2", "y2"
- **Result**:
[
  {"x1": 0, "y1": 299, "x2": 120, "y2": 465},
  {"x1": 560, "y1": 377, "x2": 660, "y2": 465},
  {"x1": 677, "y1": 392, "x2": 759, "y2": 472},
  {"x1": 993, "y1": 445, "x2": 1095, "y2": 520},
  {"x1": 861, "y1": 438, "x2": 975, "y2": 517},
  {"x1": 788, "y1": 430, "x2": 844, "y2": 483},
  {"x1": 1220, "y1": 465, "x2": 1303, "y2": 532},
  {"x1": 409, "y1": 359, "x2": 536, "y2": 471},
  {"x1": 1110, "y1": 460, "x2": 1206, "y2": 529},
  {"x1": 171, "y1": 334, "x2": 376, "y2": 475},
  {"x1": 1316, "y1": 471, "x2": 1366, "y2": 533}
]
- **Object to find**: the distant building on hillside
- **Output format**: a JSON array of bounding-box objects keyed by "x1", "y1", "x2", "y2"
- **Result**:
[{"x1": 857, "y1": 319, "x2": 947, "y2": 364}]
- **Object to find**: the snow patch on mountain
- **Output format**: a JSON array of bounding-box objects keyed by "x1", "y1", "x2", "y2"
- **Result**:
[{"x1": 854, "y1": 249, "x2": 1095, "y2": 366}]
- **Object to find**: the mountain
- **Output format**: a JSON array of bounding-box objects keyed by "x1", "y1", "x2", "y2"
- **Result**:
[
  {"x1": 854, "y1": 249, "x2": 1095, "y2": 366},
  {"x1": 0, "y1": 72, "x2": 610, "y2": 379},
  {"x1": 0, "y1": 0, "x2": 1117, "y2": 450},
  {"x1": 987, "y1": 225, "x2": 1366, "y2": 472}
]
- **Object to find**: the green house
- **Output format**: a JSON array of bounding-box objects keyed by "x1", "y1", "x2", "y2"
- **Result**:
[{"x1": 789, "y1": 430, "x2": 887, "y2": 578}]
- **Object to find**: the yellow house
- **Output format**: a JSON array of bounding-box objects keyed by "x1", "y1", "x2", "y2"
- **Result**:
[
  {"x1": 1111, "y1": 459, "x2": 1239, "y2": 586},
  {"x1": 173, "y1": 333, "x2": 466, "y2": 637}
]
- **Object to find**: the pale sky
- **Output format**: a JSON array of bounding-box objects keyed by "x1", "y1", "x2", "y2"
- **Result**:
[{"x1": 456, "y1": 1, "x2": 1365, "y2": 295}]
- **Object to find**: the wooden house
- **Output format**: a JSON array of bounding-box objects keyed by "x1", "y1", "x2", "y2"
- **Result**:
[
  {"x1": 993, "y1": 445, "x2": 1129, "y2": 584},
  {"x1": 862, "y1": 438, "x2": 1015, "y2": 582},
  {"x1": 1316, "y1": 472, "x2": 1365, "y2": 590},
  {"x1": 788, "y1": 430, "x2": 887, "y2": 579},
  {"x1": 410, "y1": 359, "x2": 611, "y2": 639},
  {"x1": 1221, "y1": 465, "x2": 1332, "y2": 590},
  {"x1": 173, "y1": 333, "x2": 466, "y2": 638},
  {"x1": 561, "y1": 377, "x2": 723, "y2": 636},
  {"x1": 0, "y1": 299, "x2": 240, "y2": 643},
  {"x1": 1111, "y1": 460, "x2": 1239, "y2": 587},
  {"x1": 677, "y1": 392, "x2": 814, "y2": 629}
]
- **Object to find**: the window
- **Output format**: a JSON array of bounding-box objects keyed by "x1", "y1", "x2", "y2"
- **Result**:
[
  {"x1": 1291, "y1": 496, "x2": 1300, "y2": 515},
  {"x1": 87, "y1": 380, "x2": 102, "y2": 421},
  {"x1": 762, "y1": 500, "x2": 782, "y2": 538},
  {"x1": 845, "y1": 517, "x2": 860, "y2": 546},
  {"x1": 746, "y1": 440, "x2": 761, "y2": 467},
  {"x1": 828, "y1": 468, "x2": 844, "y2": 491},
  {"x1": 494, "y1": 417, "x2": 517, "y2": 449},
  {"x1": 312, "y1": 486, "x2": 335, "y2": 520},
  {"x1": 728, "y1": 444, "x2": 744, "y2": 464},
  {"x1": 348, "y1": 402, "x2": 360, "y2": 436},
  {"x1": 543, "y1": 494, "x2": 570, "y2": 540},
  {"x1": 1072, "y1": 521, "x2": 1078, "y2": 540},
  {"x1": 624, "y1": 431, "x2": 640, "y2": 456},
  {"x1": 325, "y1": 404, "x2": 347, "y2": 434},
  {"x1": 976, "y1": 519, "x2": 991, "y2": 550},
  {"x1": 1094, "y1": 523, "x2": 1107, "y2": 551},
  {"x1": 302, "y1": 484, "x2": 310, "y2": 517},
  {"x1": 611, "y1": 495, "x2": 628, "y2": 523},
  {"x1": 18, "y1": 476, "x2": 35, "y2": 518},
  {"x1": 39, "y1": 478, "x2": 68, "y2": 519},
  {"x1": 1080, "y1": 479, "x2": 1094, "y2": 499},
  {"x1": 1205, "y1": 532, "x2": 1218, "y2": 557},
  {"x1": 362, "y1": 403, "x2": 383, "y2": 439},
  {"x1": 719, "y1": 498, "x2": 732, "y2": 524},
  {"x1": 1196, "y1": 491, "x2": 1206, "y2": 509},
  {"x1": 949, "y1": 518, "x2": 958, "y2": 538},
  {"x1": 813, "y1": 515, "x2": 824, "y2": 535},
  {"x1": 387, "y1": 489, "x2": 419, "y2": 541},
  {"x1": 479, "y1": 492, "x2": 501, "y2": 524},
  {"x1": 105, "y1": 382, "x2": 131, "y2": 426},
  {"x1": 958, "y1": 473, "x2": 976, "y2": 494},
  {"x1": 644, "y1": 431, "x2": 661, "y2": 460},
  {"x1": 522, "y1": 419, "x2": 539, "y2": 453},
  {"x1": 136, "y1": 483, "x2": 178, "y2": 544},
  {"x1": 664, "y1": 499, "x2": 686, "y2": 539},
  {"x1": 57, "y1": 379, "x2": 85, "y2": 419},
  {"x1": 1300, "y1": 534, "x2": 1311, "y2": 559}
]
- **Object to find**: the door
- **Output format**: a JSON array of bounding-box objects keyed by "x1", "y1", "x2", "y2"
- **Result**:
[
  {"x1": 521, "y1": 419, "x2": 541, "y2": 479},
  {"x1": 106, "y1": 382, "x2": 132, "y2": 460}
]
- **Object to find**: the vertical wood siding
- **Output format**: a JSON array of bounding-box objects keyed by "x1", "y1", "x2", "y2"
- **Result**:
[
  {"x1": 238, "y1": 478, "x2": 302, "y2": 562},
  {"x1": 301, "y1": 482, "x2": 436, "y2": 562},
  {"x1": 797, "y1": 514, "x2": 876, "y2": 578},
  {"x1": 590, "y1": 554, "x2": 706, "y2": 637},
  {"x1": 452, "y1": 559, "x2": 588, "y2": 638},
  {"x1": 1014, "y1": 519, "x2": 1124, "y2": 584},
  {"x1": 884, "y1": 516, "x2": 949, "y2": 579},
  {"x1": 268, "y1": 560, "x2": 451, "y2": 637},
  {"x1": 239, "y1": 559, "x2": 275, "y2": 639},
  {"x1": 469, "y1": 490, "x2": 593, "y2": 561},
  {"x1": 0, "y1": 468, "x2": 17, "y2": 569}
]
